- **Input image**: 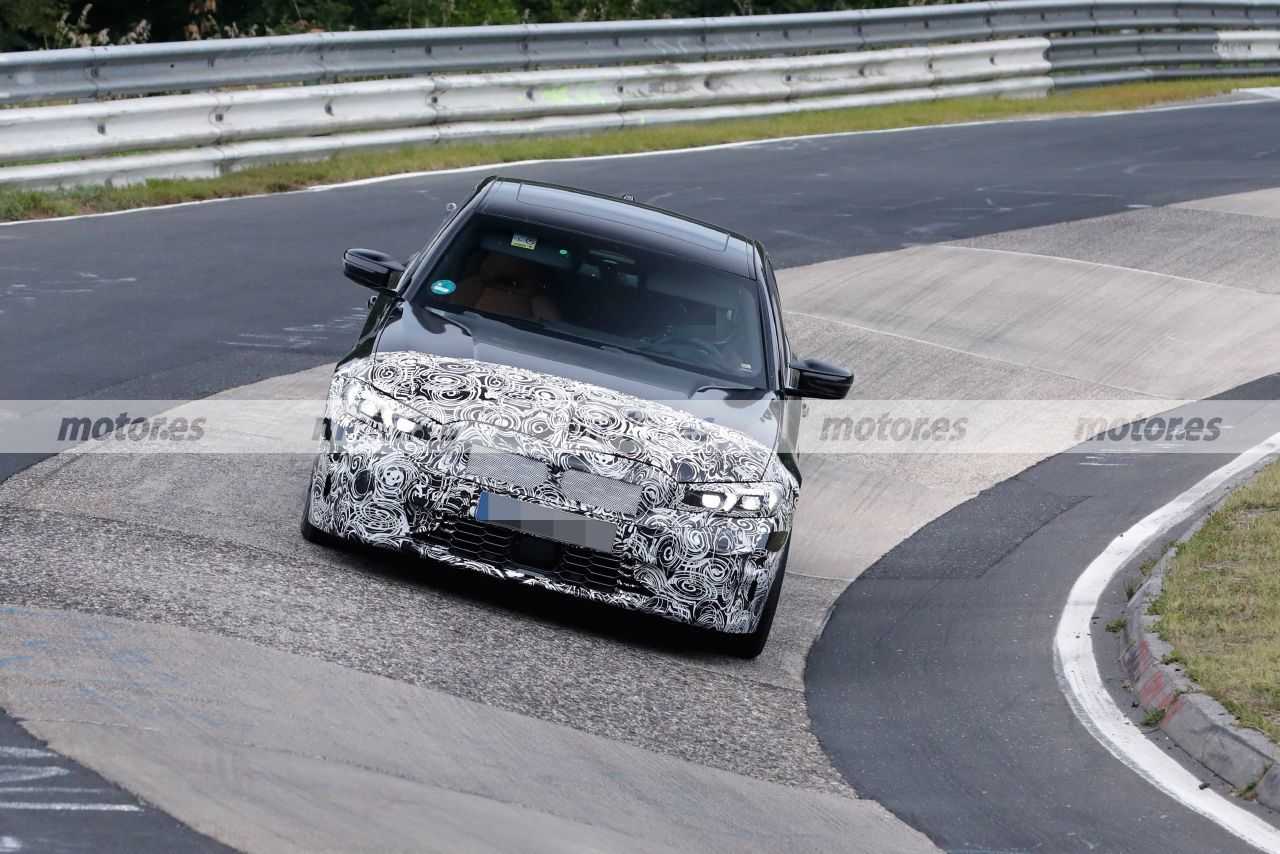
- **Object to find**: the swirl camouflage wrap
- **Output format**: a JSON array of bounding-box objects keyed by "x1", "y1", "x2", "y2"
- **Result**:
[{"x1": 306, "y1": 352, "x2": 797, "y2": 634}]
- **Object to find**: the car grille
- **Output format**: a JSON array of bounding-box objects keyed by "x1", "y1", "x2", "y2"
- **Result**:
[
  {"x1": 558, "y1": 468, "x2": 643, "y2": 516},
  {"x1": 465, "y1": 448, "x2": 646, "y2": 517},
  {"x1": 416, "y1": 515, "x2": 645, "y2": 596}
]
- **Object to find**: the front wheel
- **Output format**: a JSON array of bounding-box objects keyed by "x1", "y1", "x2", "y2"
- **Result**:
[{"x1": 717, "y1": 545, "x2": 788, "y2": 659}]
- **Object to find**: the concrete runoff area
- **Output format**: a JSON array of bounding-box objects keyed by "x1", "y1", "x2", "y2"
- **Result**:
[
  {"x1": 3, "y1": 111, "x2": 1280, "y2": 848},
  {"x1": 777, "y1": 243, "x2": 1280, "y2": 399},
  {"x1": 1177, "y1": 185, "x2": 1280, "y2": 220},
  {"x1": 950, "y1": 190, "x2": 1280, "y2": 343},
  {"x1": 0, "y1": 606, "x2": 931, "y2": 854},
  {"x1": 955, "y1": 206, "x2": 1280, "y2": 296}
]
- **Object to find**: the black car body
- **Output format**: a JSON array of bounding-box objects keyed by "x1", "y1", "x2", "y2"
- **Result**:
[{"x1": 303, "y1": 177, "x2": 852, "y2": 656}]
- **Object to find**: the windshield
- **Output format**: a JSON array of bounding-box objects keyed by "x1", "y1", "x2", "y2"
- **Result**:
[{"x1": 410, "y1": 214, "x2": 768, "y2": 386}]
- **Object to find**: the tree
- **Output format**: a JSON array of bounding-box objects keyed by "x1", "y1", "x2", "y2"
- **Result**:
[
  {"x1": 0, "y1": 0, "x2": 71, "y2": 50},
  {"x1": 0, "y1": 0, "x2": 946, "y2": 50}
]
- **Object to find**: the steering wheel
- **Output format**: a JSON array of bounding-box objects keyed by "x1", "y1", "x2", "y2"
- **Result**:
[{"x1": 643, "y1": 330, "x2": 722, "y2": 362}]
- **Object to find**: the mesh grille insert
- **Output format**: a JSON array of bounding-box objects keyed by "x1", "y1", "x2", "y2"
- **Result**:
[
  {"x1": 466, "y1": 449, "x2": 550, "y2": 490},
  {"x1": 559, "y1": 469, "x2": 644, "y2": 516},
  {"x1": 415, "y1": 516, "x2": 644, "y2": 596}
]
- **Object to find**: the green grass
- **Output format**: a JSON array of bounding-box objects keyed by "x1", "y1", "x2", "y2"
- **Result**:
[
  {"x1": 1152, "y1": 459, "x2": 1280, "y2": 744},
  {"x1": 4, "y1": 76, "x2": 1280, "y2": 222}
]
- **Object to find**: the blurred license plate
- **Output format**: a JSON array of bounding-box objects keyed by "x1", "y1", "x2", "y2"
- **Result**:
[{"x1": 475, "y1": 492, "x2": 616, "y2": 552}]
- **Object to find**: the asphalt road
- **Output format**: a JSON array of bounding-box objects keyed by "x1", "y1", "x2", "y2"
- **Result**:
[
  {"x1": 3, "y1": 97, "x2": 1280, "y2": 849},
  {"x1": 0, "y1": 709, "x2": 230, "y2": 853},
  {"x1": 807, "y1": 375, "x2": 1280, "y2": 854}
]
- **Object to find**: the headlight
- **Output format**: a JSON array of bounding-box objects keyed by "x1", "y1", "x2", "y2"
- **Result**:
[
  {"x1": 341, "y1": 381, "x2": 434, "y2": 438},
  {"x1": 682, "y1": 482, "x2": 787, "y2": 516}
]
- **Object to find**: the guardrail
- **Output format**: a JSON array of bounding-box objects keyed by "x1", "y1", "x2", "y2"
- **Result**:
[
  {"x1": 0, "y1": 41, "x2": 1052, "y2": 165},
  {"x1": 1, "y1": 0, "x2": 1278, "y2": 189}
]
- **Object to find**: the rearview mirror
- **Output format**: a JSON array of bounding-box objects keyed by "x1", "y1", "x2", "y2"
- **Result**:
[
  {"x1": 343, "y1": 248, "x2": 405, "y2": 292},
  {"x1": 787, "y1": 358, "x2": 854, "y2": 400}
]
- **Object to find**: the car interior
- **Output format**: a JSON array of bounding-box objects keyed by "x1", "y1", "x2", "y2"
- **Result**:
[{"x1": 421, "y1": 224, "x2": 765, "y2": 380}]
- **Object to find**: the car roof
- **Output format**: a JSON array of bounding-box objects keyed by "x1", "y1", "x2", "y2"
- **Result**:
[{"x1": 476, "y1": 177, "x2": 758, "y2": 279}]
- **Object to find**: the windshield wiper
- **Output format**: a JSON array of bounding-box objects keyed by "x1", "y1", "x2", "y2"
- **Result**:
[
  {"x1": 459, "y1": 309, "x2": 551, "y2": 331},
  {"x1": 694, "y1": 383, "x2": 765, "y2": 394}
]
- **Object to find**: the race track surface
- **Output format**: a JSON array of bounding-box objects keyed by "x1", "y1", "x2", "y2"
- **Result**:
[{"x1": 3, "y1": 97, "x2": 1280, "y2": 850}]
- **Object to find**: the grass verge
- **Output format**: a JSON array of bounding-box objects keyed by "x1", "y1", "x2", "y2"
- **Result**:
[
  {"x1": 1152, "y1": 458, "x2": 1280, "y2": 744},
  {"x1": 3, "y1": 76, "x2": 1280, "y2": 222}
]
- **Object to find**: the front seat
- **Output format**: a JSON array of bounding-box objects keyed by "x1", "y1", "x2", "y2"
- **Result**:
[{"x1": 458, "y1": 252, "x2": 559, "y2": 322}]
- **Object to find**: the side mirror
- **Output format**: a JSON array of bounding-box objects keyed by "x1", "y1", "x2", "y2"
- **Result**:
[
  {"x1": 787, "y1": 358, "x2": 854, "y2": 400},
  {"x1": 343, "y1": 248, "x2": 405, "y2": 292}
]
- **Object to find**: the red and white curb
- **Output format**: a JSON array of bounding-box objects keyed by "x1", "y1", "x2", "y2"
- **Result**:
[
  {"x1": 1123, "y1": 533, "x2": 1280, "y2": 812},
  {"x1": 1055, "y1": 429, "x2": 1280, "y2": 854}
]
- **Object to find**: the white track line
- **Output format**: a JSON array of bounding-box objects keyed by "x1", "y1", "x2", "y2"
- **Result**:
[
  {"x1": 1054, "y1": 429, "x2": 1280, "y2": 853},
  {"x1": 0, "y1": 749, "x2": 53, "y2": 759},
  {"x1": 0, "y1": 802, "x2": 142, "y2": 811}
]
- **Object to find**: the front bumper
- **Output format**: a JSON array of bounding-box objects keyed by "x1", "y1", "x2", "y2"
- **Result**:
[{"x1": 306, "y1": 419, "x2": 793, "y2": 634}]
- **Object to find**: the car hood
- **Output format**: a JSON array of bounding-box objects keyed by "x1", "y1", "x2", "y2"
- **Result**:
[{"x1": 339, "y1": 351, "x2": 777, "y2": 482}]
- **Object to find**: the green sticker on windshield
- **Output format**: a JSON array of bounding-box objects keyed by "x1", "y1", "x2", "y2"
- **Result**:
[
  {"x1": 511, "y1": 233, "x2": 537, "y2": 250},
  {"x1": 430, "y1": 279, "x2": 456, "y2": 295}
]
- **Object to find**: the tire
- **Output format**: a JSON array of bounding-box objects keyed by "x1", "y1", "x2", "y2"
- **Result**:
[
  {"x1": 718, "y1": 545, "x2": 788, "y2": 659},
  {"x1": 300, "y1": 482, "x2": 339, "y2": 547}
]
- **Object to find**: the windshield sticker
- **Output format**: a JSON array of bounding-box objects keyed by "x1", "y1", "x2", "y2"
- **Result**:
[
  {"x1": 430, "y1": 279, "x2": 456, "y2": 295},
  {"x1": 511, "y1": 233, "x2": 538, "y2": 250}
]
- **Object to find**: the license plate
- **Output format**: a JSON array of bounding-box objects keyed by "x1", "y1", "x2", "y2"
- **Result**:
[{"x1": 475, "y1": 492, "x2": 617, "y2": 552}]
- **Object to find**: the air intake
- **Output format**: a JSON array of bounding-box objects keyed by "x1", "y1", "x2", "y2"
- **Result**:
[
  {"x1": 559, "y1": 469, "x2": 644, "y2": 516},
  {"x1": 466, "y1": 449, "x2": 550, "y2": 490}
]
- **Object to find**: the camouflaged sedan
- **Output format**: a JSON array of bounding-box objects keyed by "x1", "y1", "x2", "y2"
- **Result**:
[{"x1": 302, "y1": 177, "x2": 852, "y2": 657}]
